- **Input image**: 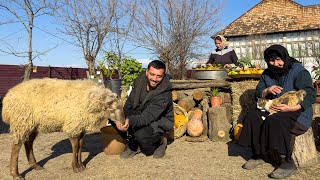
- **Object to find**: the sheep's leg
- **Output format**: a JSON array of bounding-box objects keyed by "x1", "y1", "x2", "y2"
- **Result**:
[
  {"x1": 24, "y1": 131, "x2": 43, "y2": 170},
  {"x1": 77, "y1": 133, "x2": 86, "y2": 171},
  {"x1": 10, "y1": 140, "x2": 24, "y2": 180},
  {"x1": 69, "y1": 137, "x2": 81, "y2": 173}
]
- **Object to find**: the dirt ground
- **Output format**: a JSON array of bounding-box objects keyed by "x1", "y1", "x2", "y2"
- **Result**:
[{"x1": 0, "y1": 131, "x2": 319, "y2": 180}]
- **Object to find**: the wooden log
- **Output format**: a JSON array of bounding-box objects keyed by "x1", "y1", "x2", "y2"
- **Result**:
[
  {"x1": 172, "y1": 88, "x2": 211, "y2": 96},
  {"x1": 172, "y1": 80, "x2": 231, "y2": 89},
  {"x1": 218, "y1": 92, "x2": 232, "y2": 104},
  {"x1": 208, "y1": 107, "x2": 231, "y2": 142},
  {"x1": 170, "y1": 80, "x2": 216, "y2": 83},
  {"x1": 193, "y1": 90, "x2": 204, "y2": 101},
  {"x1": 221, "y1": 103, "x2": 232, "y2": 123},
  {"x1": 172, "y1": 90, "x2": 188, "y2": 101},
  {"x1": 292, "y1": 127, "x2": 319, "y2": 168},
  {"x1": 200, "y1": 98, "x2": 209, "y2": 137},
  {"x1": 178, "y1": 96, "x2": 196, "y2": 112}
]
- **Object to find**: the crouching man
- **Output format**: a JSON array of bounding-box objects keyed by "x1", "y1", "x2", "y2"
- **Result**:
[{"x1": 115, "y1": 60, "x2": 173, "y2": 158}]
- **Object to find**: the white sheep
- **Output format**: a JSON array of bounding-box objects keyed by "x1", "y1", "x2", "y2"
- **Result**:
[{"x1": 2, "y1": 78, "x2": 125, "y2": 180}]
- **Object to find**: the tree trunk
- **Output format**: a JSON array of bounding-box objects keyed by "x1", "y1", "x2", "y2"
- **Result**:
[
  {"x1": 24, "y1": 21, "x2": 34, "y2": 81},
  {"x1": 86, "y1": 55, "x2": 96, "y2": 75}
]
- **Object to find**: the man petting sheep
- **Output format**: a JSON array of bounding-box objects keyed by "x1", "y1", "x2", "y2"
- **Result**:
[{"x1": 115, "y1": 60, "x2": 174, "y2": 158}]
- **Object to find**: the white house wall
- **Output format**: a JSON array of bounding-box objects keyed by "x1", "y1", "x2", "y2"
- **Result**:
[{"x1": 228, "y1": 30, "x2": 320, "y2": 64}]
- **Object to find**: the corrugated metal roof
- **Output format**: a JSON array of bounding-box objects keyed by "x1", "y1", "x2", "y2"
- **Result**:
[{"x1": 0, "y1": 65, "x2": 88, "y2": 97}]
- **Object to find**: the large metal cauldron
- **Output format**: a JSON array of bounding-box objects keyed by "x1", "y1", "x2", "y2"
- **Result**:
[{"x1": 191, "y1": 69, "x2": 228, "y2": 80}]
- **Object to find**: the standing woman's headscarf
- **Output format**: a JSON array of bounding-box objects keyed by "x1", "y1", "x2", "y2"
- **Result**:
[
  {"x1": 263, "y1": 44, "x2": 299, "y2": 80},
  {"x1": 213, "y1": 35, "x2": 228, "y2": 50}
]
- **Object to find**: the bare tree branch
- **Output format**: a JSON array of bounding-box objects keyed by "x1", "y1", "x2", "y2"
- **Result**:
[
  {"x1": 0, "y1": 0, "x2": 57, "y2": 81},
  {"x1": 130, "y1": 0, "x2": 223, "y2": 79},
  {"x1": 56, "y1": 0, "x2": 121, "y2": 74}
]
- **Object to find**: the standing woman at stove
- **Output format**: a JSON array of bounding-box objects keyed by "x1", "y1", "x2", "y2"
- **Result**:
[{"x1": 207, "y1": 35, "x2": 239, "y2": 68}]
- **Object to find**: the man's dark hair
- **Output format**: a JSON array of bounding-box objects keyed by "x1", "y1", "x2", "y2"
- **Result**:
[{"x1": 147, "y1": 60, "x2": 166, "y2": 72}]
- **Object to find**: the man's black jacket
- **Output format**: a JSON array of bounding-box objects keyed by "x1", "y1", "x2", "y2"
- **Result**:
[{"x1": 123, "y1": 72, "x2": 174, "y2": 134}]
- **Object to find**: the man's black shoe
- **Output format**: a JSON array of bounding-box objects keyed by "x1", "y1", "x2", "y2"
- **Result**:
[{"x1": 153, "y1": 137, "x2": 167, "y2": 159}]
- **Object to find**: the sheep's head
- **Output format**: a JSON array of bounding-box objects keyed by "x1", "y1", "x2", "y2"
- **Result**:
[{"x1": 107, "y1": 101, "x2": 125, "y2": 124}]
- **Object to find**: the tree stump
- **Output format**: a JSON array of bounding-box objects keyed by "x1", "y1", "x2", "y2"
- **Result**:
[
  {"x1": 292, "y1": 127, "x2": 319, "y2": 168},
  {"x1": 208, "y1": 107, "x2": 231, "y2": 142}
]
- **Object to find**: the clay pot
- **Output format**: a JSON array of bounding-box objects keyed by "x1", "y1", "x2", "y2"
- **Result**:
[
  {"x1": 100, "y1": 125, "x2": 127, "y2": 155},
  {"x1": 210, "y1": 96, "x2": 221, "y2": 107}
]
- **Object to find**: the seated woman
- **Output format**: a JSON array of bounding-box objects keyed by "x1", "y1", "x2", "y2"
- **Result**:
[
  {"x1": 238, "y1": 44, "x2": 316, "y2": 179},
  {"x1": 207, "y1": 35, "x2": 239, "y2": 68}
]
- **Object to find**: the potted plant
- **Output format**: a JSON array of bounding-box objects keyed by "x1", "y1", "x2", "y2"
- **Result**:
[
  {"x1": 97, "y1": 51, "x2": 124, "y2": 96},
  {"x1": 210, "y1": 87, "x2": 221, "y2": 107},
  {"x1": 97, "y1": 51, "x2": 143, "y2": 96}
]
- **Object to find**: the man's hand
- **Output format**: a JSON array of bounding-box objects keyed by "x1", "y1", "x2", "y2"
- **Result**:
[{"x1": 116, "y1": 118, "x2": 129, "y2": 131}]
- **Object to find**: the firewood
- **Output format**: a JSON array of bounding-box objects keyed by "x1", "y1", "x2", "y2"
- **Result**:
[
  {"x1": 221, "y1": 103, "x2": 232, "y2": 123},
  {"x1": 200, "y1": 98, "x2": 209, "y2": 137},
  {"x1": 172, "y1": 90, "x2": 187, "y2": 101},
  {"x1": 219, "y1": 92, "x2": 232, "y2": 104},
  {"x1": 193, "y1": 90, "x2": 204, "y2": 101},
  {"x1": 178, "y1": 96, "x2": 196, "y2": 112},
  {"x1": 207, "y1": 107, "x2": 230, "y2": 142},
  {"x1": 172, "y1": 80, "x2": 231, "y2": 89}
]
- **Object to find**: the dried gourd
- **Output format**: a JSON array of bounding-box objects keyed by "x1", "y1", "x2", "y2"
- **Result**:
[{"x1": 187, "y1": 109, "x2": 204, "y2": 137}]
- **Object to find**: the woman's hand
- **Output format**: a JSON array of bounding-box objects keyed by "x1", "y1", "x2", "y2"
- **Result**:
[
  {"x1": 224, "y1": 64, "x2": 231, "y2": 68},
  {"x1": 266, "y1": 85, "x2": 283, "y2": 95},
  {"x1": 116, "y1": 118, "x2": 129, "y2": 131},
  {"x1": 271, "y1": 104, "x2": 301, "y2": 112}
]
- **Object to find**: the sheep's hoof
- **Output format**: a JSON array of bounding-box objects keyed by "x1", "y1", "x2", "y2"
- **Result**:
[
  {"x1": 72, "y1": 166, "x2": 83, "y2": 173},
  {"x1": 79, "y1": 163, "x2": 86, "y2": 171},
  {"x1": 32, "y1": 164, "x2": 44, "y2": 170}
]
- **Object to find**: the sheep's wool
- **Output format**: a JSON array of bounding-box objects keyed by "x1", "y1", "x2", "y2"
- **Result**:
[{"x1": 2, "y1": 78, "x2": 119, "y2": 143}]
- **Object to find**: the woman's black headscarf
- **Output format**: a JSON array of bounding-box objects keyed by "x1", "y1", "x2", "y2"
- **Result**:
[{"x1": 264, "y1": 44, "x2": 299, "y2": 80}]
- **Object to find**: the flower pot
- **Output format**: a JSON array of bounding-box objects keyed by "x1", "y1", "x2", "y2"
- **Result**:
[
  {"x1": 210, "y1": 96, "x2": 221, "y2": 107},
  {"x1": 100, "y1": 125, "x2": 127, "y2": 155}
]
